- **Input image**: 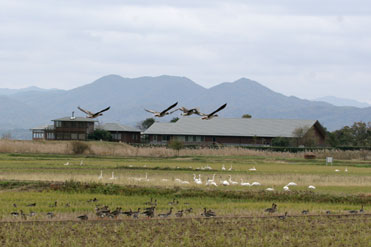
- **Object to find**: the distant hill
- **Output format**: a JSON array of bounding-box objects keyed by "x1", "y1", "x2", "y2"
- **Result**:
[
  {"x1": 315, "y1": 96, "x2": 371, "y2": 108},
  {"x1": 1, "y1": 75, "x2": 371, "y2": 139}
]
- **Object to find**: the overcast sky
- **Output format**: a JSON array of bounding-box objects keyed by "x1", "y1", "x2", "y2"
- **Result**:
[{"x1": 1, "y1": 0, "x2": 370, "y2": 103}]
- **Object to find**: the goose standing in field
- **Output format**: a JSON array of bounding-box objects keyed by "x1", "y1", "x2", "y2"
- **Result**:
[
  {"x1": 132, "y1": 208, "x2": 141, "y2": 219},
  {"x1": 145, "y1": 102, "x2": 178, "y2": 117},
  {"x1": 175, "y1": 210, "x2": 184, "y2": 218},
  {"x1": 308, "y1": 185, "x2": 316, "y2": 189},
  {"x1": 77, "y1": 214, "x2": 88, "y2": 220},
  {"x1": 301, "y1": 209, "x2": 309, "y2": 215},
  {"x1": 249, "y1": 167, "x2": 256, "y2": 171},
  {"x1": 202, "y1": 208, "x2": 216, "y2": 217},
  {"x1": 228, "y1": 175, "x2": 238, "y2": 185},
  {"x1": 26, "y1": 203, "x2": 36, "y2": 207},
  {"x1": 158, "y1": 207, "x2": 173, "y2": 218},
  {"x1": 278, "y1": 212, "x2": 288, "y2": 220},
  {"x1": 109, "y1": 171, "x2": 116, "y2": 180},
  {"x1": 360, "y1": 205, "x2": 364, "y2": 213},
  {"x1": 264, "y1": 203, "x2": 277, "y2": 213},
  {"x1": 201, "y1": 103, "x2": 227, "y2": 120},
  {"x1": 240, "y1": 179, "x2": 251, "y2": 186},
  {"x1": 98, "y1": 170, "x2": 103, "y2": 180},
  {"x1": 77, "y1": 106, "x2": 110, "y2": 118}
]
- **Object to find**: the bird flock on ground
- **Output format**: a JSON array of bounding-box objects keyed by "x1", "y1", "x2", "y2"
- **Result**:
[{"x1": 9, "y1": 199, "x2": 365, "y2": 221}]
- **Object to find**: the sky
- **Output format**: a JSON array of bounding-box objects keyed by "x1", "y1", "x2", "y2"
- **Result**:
[{"x1": 1, "y1": 0, "x2": 371, "y2": 103}]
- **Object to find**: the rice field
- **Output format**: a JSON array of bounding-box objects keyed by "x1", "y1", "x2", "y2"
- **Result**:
[{"x1": 0, "y1": 151, "x2": 370, "y2": 246}]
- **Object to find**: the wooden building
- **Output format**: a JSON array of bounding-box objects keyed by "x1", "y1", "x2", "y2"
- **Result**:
[
  {"x1": 143, "y1": 118, "x2": 326, "y2": 146},
  {"x1": 98, "y1": 123, "x2": 141, "y2": 143}
]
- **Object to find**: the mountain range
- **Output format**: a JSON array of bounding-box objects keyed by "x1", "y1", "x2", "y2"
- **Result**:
[{"x1": 1, "y1": 75, "x2": 370, "y2": 139}]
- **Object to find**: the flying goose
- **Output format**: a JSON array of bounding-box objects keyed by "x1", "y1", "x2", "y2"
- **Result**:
[
  {"x1": 145, "y1": 102, "x2": 178, "y2": 117},
  {"x1": 174, "y1": 106, "x2": 203, "y2": 116},
  {"x1": 78, "y1": 106, "x2": 110, "y2": 118},
  {"x1": 201, "y1": 103, "x2": 227, "y2": 120}
]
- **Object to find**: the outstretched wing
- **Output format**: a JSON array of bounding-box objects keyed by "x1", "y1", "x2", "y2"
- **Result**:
[
  {"x1": 208, "y1": 103, "x2": 227, "y2": 116},
  {"x1": 145, "y1": 109, "x2": 157, "y2": 114},
  {"x1": 95, "y1": 106, "x2": 110, "y2": 115},
  {"x1": 160, "y1": 102, "x2": 178, "y2": 115},
  {"x1": 169, "y1": 108, "x2": 180, "y2": 114},
  {"x1": 192, "y1": 108, "x2": 206, "y2": 116},
  {"x1": 78, "y1": 106, "x2": 94, "y2": 116}
]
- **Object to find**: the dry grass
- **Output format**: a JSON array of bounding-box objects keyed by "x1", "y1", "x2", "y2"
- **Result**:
[{"x1": 0, "y1": 139, "x2": 369, "y2": 160}]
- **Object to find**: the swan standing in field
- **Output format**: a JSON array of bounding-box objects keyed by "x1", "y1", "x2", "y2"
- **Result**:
[
  {"x1": 265, "y1": 187, "x2": 274, "y2": 191},
  {"x1": 251, "y1": 182, "x2": 261, "y2": 186},
  {"x1": 64, "y1": 162, "x2": 70, "y2": 166},
  {"x1": 206, "y1": 178, "x2": 218, "y2": 187},
  {"x1": 109, "y1": 172, "x2": 117, "y2": 180},
  {"x1": 334, "y1": 169, "x2": 340, "y2": 172},
  {"x1": 141, "y1": 173, "x2": 149, "y2": 182},
  {"x1": 98, "y1": 170, "x2": 103, "y2": 180},
  {"x1": 249, "y1": 167, "x2": 256, "y2": 171},
  {"x1": 240, "y1": 179, "x2": 251, "y2": 186},
  {"x1": 308, "y1": 185, "x2": 316, "y2": 189},
  {"x1": 228, "y1": 175, "x2": 238, "y2": 185},
  {"x1": 286, "y1": 182, "x2": 297, "y2": 187},
  {"x1": 228, "y1": 165, "x2": 233, "y2": 171},
  {"x1": 221, "y1": 179, "x2": 230, "y2": 186},
  {"x1": 283, "y1": 186, "x2": 290, "y2": 191},
  {"x1": 345, "y1": 167, "x2": 348, "y2": 172},
  {"x1": 80, "y1": 160, "x2": 84, "y2": 166},
  {"x1": 222, "y1": 165, "x2": 226, "y2": 171}
]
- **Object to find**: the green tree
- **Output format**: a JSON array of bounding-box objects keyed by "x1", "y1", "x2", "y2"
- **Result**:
[
  {"x1": 137, "y1": 118, "x2": 155, "y2": 131},
  {"x1": 271, "y1": 137, "x2": 290, "y2": 147},
  {"x1": 170, "y1": 117, "x2": 179, "y2": 123},
  {"x1": 168, "y1": 139, "x2": 184, "y2": 156},
  {"x1": 88, "y1": 129, "x2": 112, "y2": 141},
  {"x1": 242, "y1": 114, "x2": 252, "y2": 118}
]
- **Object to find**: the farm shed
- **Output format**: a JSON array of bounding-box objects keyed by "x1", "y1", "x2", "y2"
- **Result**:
[{"x1": 143, "y1": 118, "x2": 326, "y2": 146}]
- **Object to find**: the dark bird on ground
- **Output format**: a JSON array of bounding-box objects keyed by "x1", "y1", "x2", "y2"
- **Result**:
[
  {"x1": 264, "y1": 203, "x2": 277, "y2": 213},
  {"x1": 168, "y1": 198, "x2": 179, "y2": 205},
  {"x1": 20, "y1": 210, "x2": 27, "y2": 220},
  {"x1": 185, "y1": 208, "x2": 193, "y2": 214},
  {"x1": 202, "y1": 208, "x2": 216, "y2": 217},
  {"x1": 78, "y1": 106, "x2": 110, "y2": 118},
  {"x1": 201, "y1": 103, "x2": 227, "y2": 120},
  {"x1": 142, "y1": 207, "x2": 155, "y2": 218},
  {"x1": 110, "y1": 207, "x2": 122, "y2": 218},
  {"x1": 326, "y1": 211, "x2": 331, "y2": 215},
  {"x1": 29, "y1": 211, "x2": 36, "y2": 217},
  {"x1": 145, "y1": 102, "x2": 178, "y2": 117},
  {"x1": 301, "y1": 210, "x2": 309, "y2": 215},
  {"x1": 122, "y1": 209, "x2": 133, "y2": 217},
  {"x1": 47, "y1": 212, "x2": 55, "y2": 218},
  {"x1": 132, "y1": 208, "x2": 141, "y2": 219},
  {"x1": 360, "y1": 205, "x2": 364, "y2": 213},
  {"x1": 65, "y1": 203, "x2": 70, "y2": 207},
  {"x1": 11, "y1": 211, "x2": 19, "y2": 217},
  {"x1": 77, "y1": 214, "x2": 88, "y2": 220},
  {"x1": 13, "y1": 203, "x2": 17, "y2": 208},
  {"x1": 278, "y1": 212, "x2": 288, "y2": 220},
  {"x1": 349, "y1": 209, "x2": 358, "y2": 214},
  {"x1": 158, "y1": 207, "x2": 173, "y2": 218},
  {"x1": 50, "y1": 201, "x2": 57, "y2": 207},
  {"x1": 87, "y1": 198, "x2": 98, "y2": 203},
  {"x1": 175, "y1": 210, "x2": 184, "y2": 218},
  {"x1": 26, "y1": 203, "x2": 36, "y2": 207}
]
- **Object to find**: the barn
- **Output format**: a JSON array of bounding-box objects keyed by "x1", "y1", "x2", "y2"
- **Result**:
[{"x1": 143, "y1": 118, "x2": 326, "y2": 146}]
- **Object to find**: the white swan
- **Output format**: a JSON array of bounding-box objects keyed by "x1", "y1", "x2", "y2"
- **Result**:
[
  {"x1": 345, "y1": 167, "x2": 348, "y2": 172},
  {"x1": 98, "y1": 170, "x2": 103, "y2": 180},
  {"x1": 228, "y1": 175, "x2": 238, "y2": 185},
  {"x1": 251, "y1": 182, "x2": 261, "y2": 186},
  {"x1": 222, "y1": 180, "x2": 230, "y2": 186},
  {"x1": 265, "y1": 187, "x2": 274, "y2": 191},
  {"x1": 286, "y1": 182, "x2": 297, "y2": 186},
  {"x1": 308, "y1": 185, "x2": 316, "y2": 189},
  {"x1": 283, "y1": 186, "x2": 290, "y2": 191},
  {"x1": 240, "y1": 179, "x2": 251, "y2": 186},
  {"x1": 80, "y1": 160, "x2": 84, "y2": 166},
  {"x1": 249, "y1": 167, "x2": 256, "y2": 171},
  {"x1": 228, "y1": 165, "x2": 233, "y2": 171},
  {"x1": 64, "y1": 162, "x2": 69, "y2": 166},
  {"x1": 222, "y1": 165, "x2": 226, "y2": 171},
  {"x1": 109, "y1": 172, "x2": 116, "y2": 180},
  {"x1": 335, "y1": 169, "x2": 340, "y2": 172}
]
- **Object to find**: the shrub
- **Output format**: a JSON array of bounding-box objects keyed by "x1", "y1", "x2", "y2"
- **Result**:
[
  {"x1": 168, "y1": 139, "x2": 184, "y2": 155},
  {"x1": 71, "y1": 141, "x2": 90, "y2": 154}
]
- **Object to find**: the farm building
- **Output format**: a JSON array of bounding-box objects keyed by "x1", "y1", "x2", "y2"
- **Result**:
[
  {"x1": 31, "y1": 116, "x2": 141, "y2": 143},
  {"x1": 143, "y1": 118, "x2": 326, "y2": 146},
  {"x1": 97, "y1": 123, "x2": 141, "y2": 143},
  {"x1": 31, "y1": 116, "x2": 96, "y2": 141}
]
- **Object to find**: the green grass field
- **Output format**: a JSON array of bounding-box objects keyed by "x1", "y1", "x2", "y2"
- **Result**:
[{"x1": 0, "y1": 152, "x2": 370, "y2": 246}]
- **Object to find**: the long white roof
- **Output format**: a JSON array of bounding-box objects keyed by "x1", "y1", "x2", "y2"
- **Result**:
[{"x1": 144, "y1": 118, "x2": 319, "y2": 138}]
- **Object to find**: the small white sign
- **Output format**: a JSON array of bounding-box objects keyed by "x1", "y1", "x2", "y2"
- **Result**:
[{"x1": 326, "y1": 157, "x2": 333, "y2": 165}]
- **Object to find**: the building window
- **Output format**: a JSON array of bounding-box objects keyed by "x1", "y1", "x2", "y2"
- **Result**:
[
  {"x1": 79, "y1": 134, "x2": 86, "y2": 140},
  {"x1": 55, "y1": 121, "x2": 62, "y2": 127},
  {"x1": 185, "y1": 136, "x2": 188, "y2": 142},
  {"x1": 212, "y1": 137, "x2": 216, "y2": 142},
  {"x1": 71, "y1": 133, "x2": 78, "y2": 140},
  {"x1": 112, "y1": 133, "x2": 121, "y2": 140},
  {"x1": 47, "y1": 133, "x2": 55, "y2": 140}
]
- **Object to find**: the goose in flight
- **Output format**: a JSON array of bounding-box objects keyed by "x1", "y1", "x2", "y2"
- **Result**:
[
  {"x1": 78, "y1": 106, "x2": 110, "y2": 118},
  {"x1": 201, "y1": 103, "x2": 227, "y2": 120},
  {"x1": 174, "y1": 106, "x2": 203, "y2": 116},
  {"x1": 145, "y1": 102, "x2": 178, "y2": 117}
]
